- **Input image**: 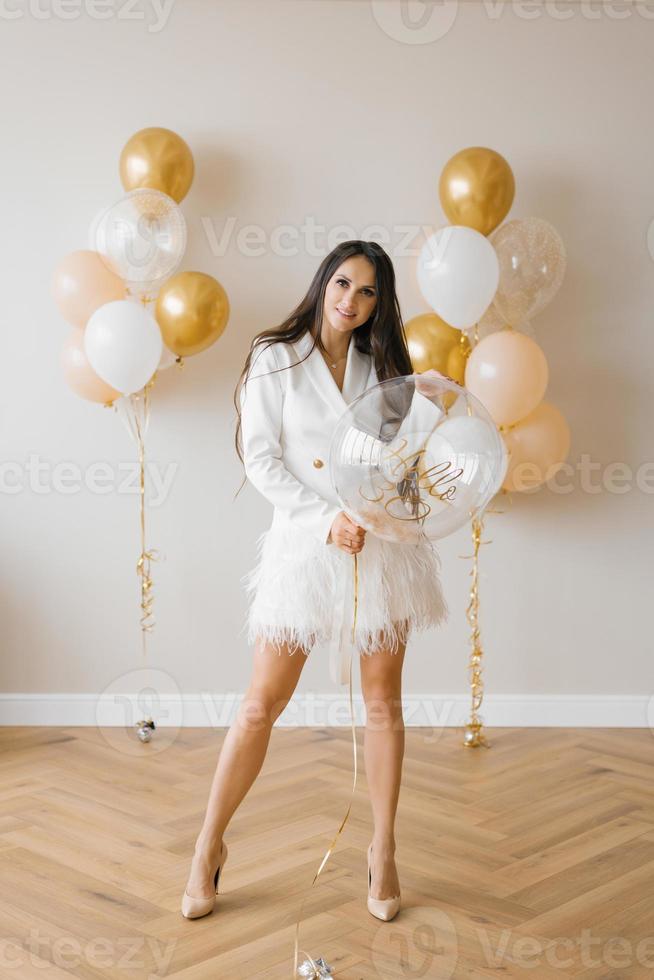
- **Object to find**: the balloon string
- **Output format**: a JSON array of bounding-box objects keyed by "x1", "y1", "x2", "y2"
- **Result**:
[
  {"x1": 134, "y1": 383, "x2": 160, "y2": 658},
  {"x1": 457, "y1": 494, "x2": 510, "y2": 748},
  {"x1": 456, "y1": 513, "x2": 489, "y2": 747},
  {"x1": 292, "y1": 554, "x2": 359, "y2": 977},
  {"x1": 115, "y1": 380, "x2": 160, "y2": 660}
]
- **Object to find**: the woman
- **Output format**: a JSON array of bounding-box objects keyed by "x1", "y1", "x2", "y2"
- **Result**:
[{"x1": 181, "y1": 240, "x2": 448, "y2": 922}]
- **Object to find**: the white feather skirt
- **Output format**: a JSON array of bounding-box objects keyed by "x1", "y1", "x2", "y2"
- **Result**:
[{"x1": 239, "y1": 521, "x2": 449, "y2": 656}]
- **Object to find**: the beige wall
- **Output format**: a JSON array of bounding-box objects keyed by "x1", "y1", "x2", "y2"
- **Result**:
[{"x1": 1, "y1": 1, "x2": 651, "y2": 723}]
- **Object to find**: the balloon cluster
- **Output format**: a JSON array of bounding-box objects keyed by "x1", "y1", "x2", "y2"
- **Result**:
[
  {"x1": 407, "y1": 146, "x2": 570, "y2": 495},
  {"x1": 52, "y1": 127, "x2": 230, "y2": 402}
]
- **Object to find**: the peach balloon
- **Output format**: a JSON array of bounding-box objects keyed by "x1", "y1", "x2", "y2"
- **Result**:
[
  {"x1": 61, "y1": 327, "x2": 120, "y2": 404},
  {"x1": 52, "y1": 249, "x2": 126, "y2": 329},
  {"x1": 464, "y1": 329, "x2": 548, "y2": 426},
  {"x1": 502, "y1": 401, "x2": 571, "y2": 492}
]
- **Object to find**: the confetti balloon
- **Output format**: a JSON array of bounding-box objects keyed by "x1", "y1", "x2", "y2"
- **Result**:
[
  {"x1": 329, "y1": 373, "x2": 504, "y2": 543},
  {"x1": 490, "y1": 217, "x2": 566, "y2": 326},
  {"x1": 92, "y1": 188, "x2": 187, "y2": 297}
]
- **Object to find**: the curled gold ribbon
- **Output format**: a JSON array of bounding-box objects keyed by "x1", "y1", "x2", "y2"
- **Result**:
[
  {"x1": 460, "y1": 514, "x2": 489, "y2": 747},
  {"x1": 134, "y1": 383, "x2": 160, "y2": 659},
  {"x1": 292, "y1": 553, "x2": 358, "y2": 977},
  {"x1": 458, "y1": 492, "x2": 510, "y2": 748},
  {"x1": 136, "y1": 548, "x2": 159, "y2": 654},
  {"x1": 115, "y1": 377, "x2": 160, "y2": 661}
]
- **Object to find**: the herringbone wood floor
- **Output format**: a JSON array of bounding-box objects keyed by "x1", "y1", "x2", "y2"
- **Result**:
[{"x1": 0, "y1": 725, "x2": 653, "y2": 979}]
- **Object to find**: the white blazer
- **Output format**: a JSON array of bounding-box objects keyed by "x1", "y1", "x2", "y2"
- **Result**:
[{"x1": 239, "y1": 330, "x2": 378, "y2": 545}]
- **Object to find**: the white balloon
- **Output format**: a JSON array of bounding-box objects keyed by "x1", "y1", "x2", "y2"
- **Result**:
[
  {"x1": 84, "y1": 300, "x2": 162, "y2": 395},
  {"x1": 434, "y1": 414, "x2": 501, "y2": 505},
  {"x1": 417, "y1": 226, "x2": 500, "y2": 329},
  {"x1": 436, "y1": 413, "x2": 499, "y2": 456},
  {"x1": 158, "y1": 344, "x2": 179, "y2": 371}
]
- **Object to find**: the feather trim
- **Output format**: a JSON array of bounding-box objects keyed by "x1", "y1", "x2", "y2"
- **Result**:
[{"x1": 239, "y1": 522, "x2": 448, "y2": 656}]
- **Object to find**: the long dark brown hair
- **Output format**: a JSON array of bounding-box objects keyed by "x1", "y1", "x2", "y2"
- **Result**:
[{"x1": 233, "y1": 239, "x2": 413, "y2": 494}]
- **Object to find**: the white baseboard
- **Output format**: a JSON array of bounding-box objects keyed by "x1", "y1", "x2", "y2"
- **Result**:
[{"x1": 0, "y1": 693, "x2": 650, "y2": 728}]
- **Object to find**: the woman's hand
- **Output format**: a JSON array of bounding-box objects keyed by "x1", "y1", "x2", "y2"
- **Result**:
[
  {"x1": 415, "y1": 367, "x2": 459, "y2": 395},
  {"x1": 328, "y1": 511, "x2": 366, "y2": 554}
]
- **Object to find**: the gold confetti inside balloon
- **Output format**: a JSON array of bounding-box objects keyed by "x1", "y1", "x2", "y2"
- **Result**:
[
  {"x1": 93, "y1": 189, "x2": 187, "y2": 297},
  {"x1": 490, "y1": 217, "x2": 566, "y2": 326}
]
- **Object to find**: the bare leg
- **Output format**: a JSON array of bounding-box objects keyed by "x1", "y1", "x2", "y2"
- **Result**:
[
  {"x1": 184, "y1": 634, "x2": 312, "y2": 898},
  {"x1": 359, "y1": 623, "x2": 407, "y2": 900}
]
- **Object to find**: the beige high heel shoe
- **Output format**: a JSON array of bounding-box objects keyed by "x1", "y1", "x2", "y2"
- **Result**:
[
  {"x1": 367, "y1": 842, "x2": 401, "y2": 921},
  {"x1": 181, "y1": 840, "x2": 228, "y2": 919}
]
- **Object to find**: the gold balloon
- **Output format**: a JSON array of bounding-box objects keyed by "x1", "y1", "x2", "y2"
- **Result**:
[
  {"x1": 446, "y1": 335, "x2": 470, "y2": 385},
  {"x1": 120, "y1": 127, "x2": 194, "y2": 203},
  {"x1": 439, "y1": 147, "x2": 515, "y2": 237},
  {"x1": 155, "y1": 271, "x2": 229, "y2": 357},
  {"x1": 405, "y1": 313, "x2": 463, "y2": 374}
]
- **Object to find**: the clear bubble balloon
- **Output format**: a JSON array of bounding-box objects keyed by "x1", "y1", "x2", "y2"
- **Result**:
[
  {"x1": 490, "y1": 217, "x2": 566, "y2": 326},
  {"x1": 329, "y1": 374, "x2": 505, "y2": 543},
  {"x1": 92, "y1": 188, "x2": 187, "y2": 298}
]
